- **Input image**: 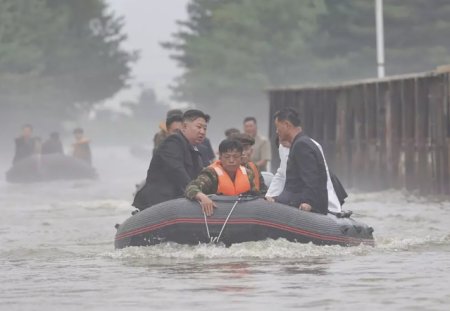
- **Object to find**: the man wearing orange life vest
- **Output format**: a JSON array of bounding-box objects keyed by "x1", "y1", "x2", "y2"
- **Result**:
[
  {"x1": 185, "y1": 139, "x2": 261, "y2": 216},
  {"x1": 232, "y1": 133, "x2": 268, "y2": 195}
]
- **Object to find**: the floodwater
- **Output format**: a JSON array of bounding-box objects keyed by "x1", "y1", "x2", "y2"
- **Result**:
[{"x1": 0, "y1": 147, "x2": 449, "y2": 310}]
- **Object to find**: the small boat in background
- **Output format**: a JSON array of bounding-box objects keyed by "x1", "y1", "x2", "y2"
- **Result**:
[{"x1": 6, "y1": 154, "x2": 97, "y2": 183}]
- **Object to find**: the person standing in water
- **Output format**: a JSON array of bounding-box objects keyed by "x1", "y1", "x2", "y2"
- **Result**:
[
  {"x1": 12, "y1": 124, "x2": 37, "y2": 164},
  {"x1": 42, "y1": 132, "x2": 64, "y2": 155},
  {"x1": 72, "y1": 128, "x2": 92, "y2": 165}
]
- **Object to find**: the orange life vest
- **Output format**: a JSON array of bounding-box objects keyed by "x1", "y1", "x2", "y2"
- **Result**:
[
  {"x1": 210, "y1": 161, "x2": 251, "y2": 195},
  {"x1": 248, "y1": 161, "x2": 260, "y2": 191}
]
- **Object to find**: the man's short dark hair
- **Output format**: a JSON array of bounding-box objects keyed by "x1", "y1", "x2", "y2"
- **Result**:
[
  {"x1": 166, "y1": 114, "x2": 183, "y2": 129},
  {"x1": 182, "y1": 109, "x2": 210, "y2": 123},
  {"x1": 224, "y1": 128, "x2": 240, "y2": 138},
  {"x1": 167, "y1": 109, "x2": 183, "y2": 118},
  {"x1": 274, "y1": 108, "x2": 301, "y2": 127},
  {"x1": 218, "y1": 139, "x2": 243, "y2": 154},
  {"x1": 73, "y1": 127, "x2": 84, "y2": 134},
  {"x1": 243, "y1": 116, "x2": 257, "y2": 124},
  {"x1": 23, "y1": 124, "x2": 33, "y2": 130},
  {"x1": 232, "y1": 133, "x2": 255, "y2": 146}
]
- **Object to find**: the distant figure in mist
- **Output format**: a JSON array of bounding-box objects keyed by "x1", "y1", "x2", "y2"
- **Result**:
[
  {"x1": 42, "y1": 132, "x2": 64, "y2": 155},
  {"x1": 243, "y1": 117, "x2": 271, "y2": 171},
  {"x1": 153, "y1": 109, "x2": 183, "y2": 154},
  {"x1": 12, "y1": 124, "x2": 38, "y2": 164},
  {"x1": 72, "y1": 128, "x2": 92, "y2": 165}
]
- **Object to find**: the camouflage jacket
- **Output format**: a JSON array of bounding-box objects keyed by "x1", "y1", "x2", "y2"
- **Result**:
[
  {"x1": 245, "y1": 162, "x2": 268, "y2": 195},
  {"x1": 185, "y1": 165, "x2": 264, "y2": 200}
]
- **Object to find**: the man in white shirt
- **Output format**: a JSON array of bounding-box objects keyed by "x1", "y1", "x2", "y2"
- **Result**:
[{"x1": 266, "y1": 139, "x2": 342, "y2": 214}]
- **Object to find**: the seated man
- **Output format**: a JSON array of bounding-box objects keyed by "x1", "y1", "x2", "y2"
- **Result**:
[
  {"x1": 185, "y1": 139, "x2": 260, "y2": 216},
  {"x1": 13, "y1": 124, "x2": 37, "y2": 164},
  {"x1": 42, "y1": 132, "x2": 64, "y2": 155},
  {"x1": 232, "y1": 133, "x2": 268, "y2": 195},
  {"x1": 72, "y1": 127, "x2": 92, "y2": 165},
  {"x1": 273, "y1": 108, "x2": 329, "y2": 215}
]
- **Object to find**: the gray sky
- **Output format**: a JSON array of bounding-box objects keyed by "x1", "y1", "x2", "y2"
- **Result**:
[{"x1": 105, "y1": 0, "x2": 189, "y2": 108}]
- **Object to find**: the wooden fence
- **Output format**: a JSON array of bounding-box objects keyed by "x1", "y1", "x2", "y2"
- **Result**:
[{"x1": 268, "y1": 68, "x2": 450, "y2": 195}]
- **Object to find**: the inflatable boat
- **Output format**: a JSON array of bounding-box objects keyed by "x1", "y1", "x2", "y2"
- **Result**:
[
  {"x1": 6, "y1": 154, "x2": 97, "y2": 183},
  {"x1": 115, "y1": 195, "x2": 374, "y2": 248}
]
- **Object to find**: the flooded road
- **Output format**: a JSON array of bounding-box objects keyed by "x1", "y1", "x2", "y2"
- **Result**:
[{"x1": 1, "y1": 147, "x2": 449, "y2": 310}]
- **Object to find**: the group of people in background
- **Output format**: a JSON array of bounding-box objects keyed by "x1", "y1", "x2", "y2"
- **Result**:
[
  {"x1": 12, "y1": 124, "x2": 92, "y2": 166},
  {"x1": 133, "y1": 107, "x2": 347, "y2": 217}
]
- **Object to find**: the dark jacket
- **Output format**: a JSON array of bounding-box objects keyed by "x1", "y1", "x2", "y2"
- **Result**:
[
  {"x1": 197, "y1": 137, "x2": 215, "y2": 166},
  {"x1": 13, "y1": 137, "x2": 36, "y2": 164},
  {"x1": 133, "y1": 131, "x2": 203, "y2": 210},
  {"x1": 276, "y1": 132, "x2": 328, "y2": 214},
  {"x1": 42, "y1": 138, "x2": 64, "y2": 155}
]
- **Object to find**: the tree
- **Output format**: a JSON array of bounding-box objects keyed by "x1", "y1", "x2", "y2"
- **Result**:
[
  {"x1": 0, "y1": 0, "x2": 137, "y2": 130},
  {"x1": 164, "y1": 0, "x2": 326, "y2": 108},
  {"x1": 165, "y1": 0, "x2": 450, "y2": 111}
]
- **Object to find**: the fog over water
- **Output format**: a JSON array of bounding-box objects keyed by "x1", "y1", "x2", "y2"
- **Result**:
[
  {"x1": 0, "y1": 147, "x2": 449, "y2": 310},
  {"x1": 1, "y1": 1, "x2": 450, "y2": 310}
]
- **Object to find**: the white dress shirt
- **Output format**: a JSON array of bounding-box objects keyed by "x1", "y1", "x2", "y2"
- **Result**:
[{"x1": 266, "y1": 145, "x2": 289, "y2": 197}]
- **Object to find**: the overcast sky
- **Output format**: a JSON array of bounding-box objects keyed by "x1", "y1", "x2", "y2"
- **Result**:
[{"x1": 106, "y1": 0, "x2": 189, "y2": 107}]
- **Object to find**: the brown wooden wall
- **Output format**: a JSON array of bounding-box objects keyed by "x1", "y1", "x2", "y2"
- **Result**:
[{"x1": 268, "y1": 70, "x2": 450, "y2": 195}]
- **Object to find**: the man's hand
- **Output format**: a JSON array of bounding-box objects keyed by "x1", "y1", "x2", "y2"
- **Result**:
[
  {"x1": 299, "y1": 203, "x2": 312, "y2": 212},
  {"x1": 195, "y1": 193, "x2": 217, "y2": 216},
  {"x1": 265, "y1": 196, "x2": 275, "y2": 202}
]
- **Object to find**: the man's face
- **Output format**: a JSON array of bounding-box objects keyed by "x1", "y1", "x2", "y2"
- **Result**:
[
  {"x1": 219, "y1": 149, "x2": 242, "y2": 175},
  {"x1": 167, "y1": 121, "x2": 182, "y2": 135},
  {"x1": 241, "y1": 144, "x2": 253, "y2": 164},
  {"x1": 275, "y1": 118, "x2": 290, "y2": 142},
  {"x1": 74, "y1": 132, "x2": 83, "y2": 141},
  {"x1": 243, "y1": 121, "x2": 257, "y2": 137},
  {"x1": 22, "y1": 127, "x2": 32, "y2": 139},
  {"x1": 183, "y1": 117, "x2": 207, "y2": 145}
]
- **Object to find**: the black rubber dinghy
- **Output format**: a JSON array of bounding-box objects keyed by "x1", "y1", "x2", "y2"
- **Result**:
[
  {"x1": 115, "y1": 195, "x2": 374, "y2": 248},
  {"x1": 6, "y1": 154, "x2": 97, "y2": 183}
]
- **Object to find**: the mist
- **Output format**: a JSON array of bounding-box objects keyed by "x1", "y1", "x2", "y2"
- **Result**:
[{"x1": 2, "y1": 0, "x2": 450, "y2": 173}]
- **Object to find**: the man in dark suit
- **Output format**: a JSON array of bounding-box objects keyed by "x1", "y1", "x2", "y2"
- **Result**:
[
  {"x1": 13, "y1": 124, "x2": 37, "y2": 164},
  {"x1": 133, "y1": 109, "x2": 210, "y2": 210},
  {"x1": 273, "y1": 108, "x2": 328, "y2": 215}
]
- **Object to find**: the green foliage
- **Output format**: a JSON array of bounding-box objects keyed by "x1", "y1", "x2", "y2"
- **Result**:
[
  {"x1": 165, "y1": 0, "x2": 327, "y2": 106},
  {"x1": 0, "y1": 0, "x2": 137, "y2": 122},
  {"x1": 165, "y1": 0, "x2": 450, "y2": 109}
]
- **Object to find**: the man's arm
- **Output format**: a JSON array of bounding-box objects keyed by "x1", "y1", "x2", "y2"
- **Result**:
[
  {"x1": 266, "y1": 146, "x2": 288, "y2": 198},
  {"x1": 294, "y1": 141, "x2": 323, "y2": 211},
  {"x1": 257, "y1": 169, "x2": 268, "y2": 195},
  {"x1": 185, "y1": 168, "x2": 218, "y2": 216},
  {"x1": 185, "y1": 168, "x2": 218, "y2": 199}
]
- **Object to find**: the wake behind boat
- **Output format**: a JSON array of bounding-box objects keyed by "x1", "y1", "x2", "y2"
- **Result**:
[{"x1": 115, "y1": 195, "x2": 374, "y2": 248}]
